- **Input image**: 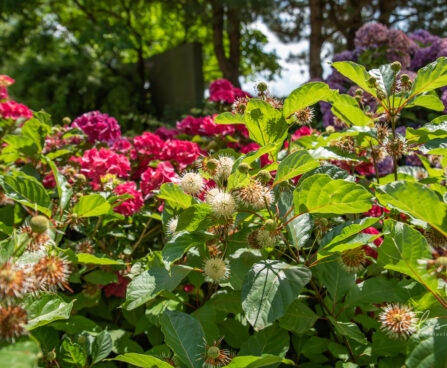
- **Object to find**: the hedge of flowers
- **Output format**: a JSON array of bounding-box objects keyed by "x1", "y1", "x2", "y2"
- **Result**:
[{"x1": 0, "y1": 53, "x2": 447, "y2": 368}]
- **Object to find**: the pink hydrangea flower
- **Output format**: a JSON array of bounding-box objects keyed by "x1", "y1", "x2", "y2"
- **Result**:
[
  {"x1": 111, "y1": 137, "x2": 133, "y2": 155},
  {"x1": 74, "y1": 147, "x2": 130, "y2": 184},
  {"x1": 140, "y1": 161, "x2": 179, "y2": 195},
  {"x1": 176, "y1": 116, "x2": 203, "y2": 135},
  {"x1": 177, "y1": 115, "x2": 235, "y2": 136},
  {"x1": 103, "y1": 273, "x2": 129, "y2": 298},
  {"x1": 0, "y1": 75, "x2": 14, "y2": 87},
  {"x1": 0, "y1": 87, "x2": 8, "y2": 100},
  {"x1": 133, "y1": 132, "x2": 165, "y2": 158},
  {"x1": 362, "y1": 227, "x2": 383, "y2": 259},
  {"x1": 113, "y1": 181, "x2": 144, "y2": 216},
  {"x1": 72, "y1": 111, "x2": 121, "y2": 143},
  {"x1": 160, "y1": 139, "x2": 201, "y2": 169},
  {"x1": 0, "y1": 101, "x2": 33, "y2": 120},
  {"x1": 155, "y1": 126, "x2": 179, "y2": 140},
  {"x1": 209, "y1": 79, "x2": 235, "y2": 104}
]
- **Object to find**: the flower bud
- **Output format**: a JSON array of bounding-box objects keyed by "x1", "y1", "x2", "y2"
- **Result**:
[
  {"x1": 355, "y1": 88, "x2": 363, "y2": 96},
  {"x1": 30, "y1": 215, "x2": 49, "y2": 234},
  {"x1": 207, "y1": 346, "x2": 221, "y2": 359},
  {"x1": 256, "y1": 170, "x2": 272, "y2": 184},
  {"x1": 257, "y1": 82, "x2": 268, "y2": 93},
  {"x1": 206, "y1": 158, "x2": 219, "y2": 171},
  {"x1": 400, "y1": 74, "x2": 410, "y2": 83},
  {"x1": 238, "y1": 162, "x2": 250, "y2": 173},
  {"x1": 367, "y1": 76, "x2": 376, "y2": 87},
  {"x1": 76, "y1": 174, "x2": 87, "y2": 183},
  {"x1": 62, "y1": 117, "x2": 71, "y2": 125},
  {"x1": 325, "y1": 126, "x2": 335, "y2": 133},
  {"x1": 391, "y1": 61, "x2": 401, "y2": 72},
  {"x1": 264, "y1": 219, "x2": 276, "y2": 232},
  {"x1": 77, "y1": 335, "x2": 86, "y2": 344},
  {"x1": 46, "y1": 351, "x2": 56, "y2": 361}
]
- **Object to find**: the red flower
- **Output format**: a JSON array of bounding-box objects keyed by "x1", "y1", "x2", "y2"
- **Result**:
[
  {"x1": 361, "y1": 227, "x2": 383, "y2": 259},
  {"x1": 140, "y1": 161, "x2": 179, "y2": 195},
  {"x1": 0, "y1": 101, "x2": 32, "y2": 120},
  {"x1": 103, "y1": 274, "x2": 129, "y2": 298},
  {"x1": 72, "y1": 111, "x2": 121, "y2": 143},
  {"x1": 113, "y1": 181, "x2": 144, "y2": 216}
]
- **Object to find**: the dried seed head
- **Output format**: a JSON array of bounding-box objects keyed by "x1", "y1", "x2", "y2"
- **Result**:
[
  {"x1": 425, "y1": 226, "x2": 447, "y2": 249},
  {"x1": 204, "y1": 258, "x2": 229, "y2": 282},
  {"x1": 30, "y1": 215, "x2": 49, "y2": 234},
  {"x1": 333, "y1": 136, "x2": 356, "y2": 153},
  {"x1": 75, "y1": 240, "x2": 94, "y2": 254},
  {"x1": 232, "y1": 97, "x2": 248, "y2": 114},
  {"x1": 379, "y1": 304, "x2": 418, "y2": 339},
  {"x1": 34, "y1": 255, "x2": 71, "y2": 292},
  {"x1": 202, "y1": 338, "x2": 233, "y2": 368},
  {"x1": 0, "y1": 305, "x2": 28, "y2": 341},
  {"x1": 265, "y1": 97, "x2": 283, "y2": 110},
  {"x1": 375, "y1": 123, "x2": 390, "y2": 141},
  {"x1": 339, "y1": 247, "x2": 367, "y2": 272},
  {"x1": 180, "y1": 172, "x2": 204, "y2": 196},
  {"x1": 236, "y1": 181, "x2": 273, "y2": 210},
  {"x1": 384, "y1": 136, "x2": 407, "y2": 159},
  {"x1": 295, "y1": 107, "x2": 314, "y2": 124},
  {"x1": 0, "y1": 263, "x2": 30, "y2": 299}
]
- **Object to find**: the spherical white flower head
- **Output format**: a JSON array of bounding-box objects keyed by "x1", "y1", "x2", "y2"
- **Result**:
[
  {"x1": 205, "y1": 188, "x2": 221, "y2": 205},
  {"x1": 166, "y1": 216, "x2": 179, "y2": 236},
  {"x1": 180, "y1": 172, "x2": 204, "y2": 195},
  {"x1": 204, "y1": 257, "x2": 229, "y2": 282},
  {"x1": 237, "y1": 181, "x2": 274, "y2": 210},
  {"x1": 211, "y1": 192, "x2": 236, "y2": 219},
  {"x1": 379, "y1": 304, "x2": 418, "y2": 339},
  {"x1": 215, "y1": 156, "x2": 234, "y2": 180},
  {"x1": 256, "y1": 229, "x2": 277, "y2": 248}
]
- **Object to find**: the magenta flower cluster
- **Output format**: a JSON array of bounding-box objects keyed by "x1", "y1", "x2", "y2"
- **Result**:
[{"x1": 72, "y1": 111, "x2": 122, "y2": 144}]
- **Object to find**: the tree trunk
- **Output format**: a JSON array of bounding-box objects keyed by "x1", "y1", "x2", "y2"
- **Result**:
[
  {"x1": 377, "y1": 0, "x2": 397, "y2": 26},
  {"x1": 210, "y1": 0, "x2": 241, "y2": 87},
  {"x1": 309, "y1": 0, "x2": 323, "y2": 78}
]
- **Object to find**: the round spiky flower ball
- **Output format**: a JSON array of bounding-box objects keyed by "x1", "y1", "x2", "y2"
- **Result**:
[
  {"x1": 384, "y1": 136, "x2": 407, "y2": 159},
  {"x1": 166, "y1": 216, "x2": 179, "y2": 236},
  {"x1": 339, "y1": 247, "x2": 367, "y2": 272},
  {"x1": 236, "y1": 181, "x2": 274, "y2": 210},
  {"x1": 201, "y1": 337, "x2": 232, "y2": 368},
  {"x1": 210, "y1": 192, "x2": 236, "y2": 219},
  {"x1": 19, "y1": 225, "x2": 53, "y2": 252},
  {"x1": 379, "y1": 304, "x2": 418, "y2": 339},
  {"x1": 215, "y1": 156, "x2": 234, "y2": 181},
  {"x1": 30, "y1": 215, "x2": 50, "y2": 234},
  {"x1": 180, "y1": 172, "x2": 204, "y2": 196},
  {"x1": 0, "y1": 263, "x2": 30, "y2": 299},
  {"x1": 204, "y1": 258, "x2": 229, "y2": 283},
  {"x1": 425, "y1": 226, "x2": 447, "y2": 249},
  {"x1": 295, "y1": 107, "x2": 314, "y2": 124},
  {"x1": 34, "y1": 254, "x2": 71, "y2": 292},
  {"x1": 0, "y1": 305, "x2": 28, "y2": 341},
  {"x1": 256, "y1": 229, "x2": 277, "y2": 248}
]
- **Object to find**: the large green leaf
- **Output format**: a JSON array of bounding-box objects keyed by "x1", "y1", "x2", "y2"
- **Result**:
[
  {"x1": 331, "y1": 102, "x2": 374, "y2": 127},
  {"x1": 405, "y1": 93, "x2": 445, "y2": 111},
  {"x1": 369, "y1": 63, "x2": 396, "y2": 98},
  {"x1": 244, "y1": 99, "x2": 288, "y2": 150},
  {"x1": 76, "y1": 253, "x2": 125, "y2": 266},
  {"x1": 226, "y1": 355, "x2": 295, "y2": 368},
  {"x1": 283, "y1": 82, "x2": 333, "y2": 118},
  {"x1": 328, "y1": 317, "x2": 367, "y2": 345},
  {"x1": 294, "y1": 174, "x2": 373, "y2": 215},
  {"x1": 72, "y1": 194, "x2": 111, "y2": 218},
  {"x1": 46, "y1": 158, "x2": 73, "y2": 212},
  {"x1": 214, "y1": 112, "x2": 245, "y2": 125},
  {"x1": 406, "y1": 318, "x2": 447, "y2": 368},
  {"x1": 112, "y1": 353, "x2": 173, "y2": 368},
  {"x1": 378, "y1": 220, "x2": 440, "y2": 292},
  {"x1": 123, "y1": 265, "x2": 191, "y2": 310},
  {"x1": 22, "y1": 117, "x2": 50, "y2": 151},
  {"x1": 332, "y1": 61, "x2": 377, "y2": 97},
  {"x1": 158, "y1": 183, "x2": 194, "y2": 210},
  {"x1": 91, "y1": 330, "x2": 113, "y2": 365},
  {"x1": 0, "y1": 174, "x2": 51, "y2": 216},
  {"x1": 160, "y1": 311, "x2": 205, "y2": 368},
  {"x1": 239, "y1": 324, "x2": 290, "y2": 359},
  {"x1": 375, "y1": 181, "x2": 447, "y2": 236},
  {"x1": 24, "y1": 294, "x2": 74, "y2": 330},
  {"x1": 176, "y1": 204, "x2": 213, "y2": 232},
  {"x1": 162, "y1": 231, "x2": 214, "y2": 265},
  {"x1": 274, "y1": 150, "x2": 319, "y2": 184},
  {"x1": 0, "y1": 339, "x2": 40, "y2": 368},
  {"x1": 241, "y1": 260, "x2": 311, "y2": 330},
  {"x1": 278, "y1": 299, "x2": 318, "y2": 334},
  {"x1": 409, "y1": 57, "x2": 447, "y2": 97}
]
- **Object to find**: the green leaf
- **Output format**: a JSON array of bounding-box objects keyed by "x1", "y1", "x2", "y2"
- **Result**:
[
  {"x1": 378, "y1": 220, "x2": 439, "y2": 292},
  {"x1": 331, "y1": 102, "x2": 374, "y2": 127},
  {"x1": 313, "y1": 260, "x2": 356, "y2": 303},
  {"x1": 283, "y1": 82, "x2": 333, "y2": 118},
  {"x1": 111, "y1": 353, "x2": 173, "y2": 368},
  {"x1": 214, "y1": 112, "x2": 245, "y2": 125},
  {"x1": 162, "y1": 231, "x2": 214, "y2": 265},
  {"x1": 63, "y1": 339, "x2": 87, "y2": 366},
  {"x1": 46, "y1": 158, "x2": 73, "y2": 211},
  {"x1": 207, "y1": 290, "x2": 244, "y2": 314},
  {"x1": 72, "y1": 194, "x2": 111, "y2": 218},
  {"x1": 159, "y1": 183, "x2": 194, "y2": 210},
  {"x1": 239, "y1": 144, "x2": 277, "y2": 166},
  {"x1": 2, "y1": 135, "x2": 38, "y2": 156},
  {"x1": 176, "y1": 204, "x2": 213, "y2": 232},
  {"x1": 406, "y1": 318, "x2": 447, "y2": 368},
  {"x1": 345, "y1": 277, "x2": 401, "y2": 309},
  {"x1": 92, "y1": 330, "x2": 113, "y2": 365},
  {"x1": 218, "y1": 318, "x2": 250, "y2": 349},
  {"x1": 77, "y1": 253, "x2": 125, "y2": 266},
  {"x1": 298, "y1": 164, "x2": 355, "y2": 183},
  {"x1": 375, "y1": 181, "x2": 447, "y2": 237},
  {"x1": 409, "y1": 57, "x2": 447, "y2": 97},
  {"x1": 123, "y1": 266, "x2": 191, "y2": 310},
  {"x1": 226, "y1": 248, "x2": 263, "y2": 290},
  {"x1": 51, "y1": 315, "x2": 101, "y2": 334},
  {"x1": 226, "y1": 355, "x2": 295, "y2": 368},
  {"x1": 279, "y1": 299, "x2": 318, "y2": 334},
  {"x1": 244, "y1": 99, "x2": 288, "y2": 151},
  {"x1": 274, "y1": 150, "x2": 319, "y2": 184},
  {"x1": 0, "y1": 338, "x2": 40, "y2": 368},
  {"x1": 239, "y1": 324, "x2": 290, "y2": 360},
  {"x1": 328, "y1": 317, "x2": 367, "y2": 345},
  {"x1": 22, "y1": 117, "x2": 50, "y2": 151},
  {"x1": 332, "y1": 61, "x2": 377, "y2": 97},
  {"x1": 405, "y1": 93, "x2": 445, "y2": 111},
  {"x1": 0, "y1": 174, "x2": 50, "y2": 216},
  {"x1": 294, "y1": 174, "x2": 373, "y2": 215},
  {"x1": 24, "y1": 294, "x2": 74, "y2": 330},
  {"x1": 372, "y1": 330, "x2": 407, "y2": 357},
  {"x1": 191, "y1": 305, "x2": 220, "y2": 343},
  {"x1": 369, "y1": 63, "x2": 396, "y2": 98},
  {"x1": 241, "y1": 260, "x2": 311, "y2": 330},
  {"x1": 84, "y1": 270, "x2": 118, "y2": 284},
  {"x1": 160, "y1": 310, "x2": 205, "y2": 368}
]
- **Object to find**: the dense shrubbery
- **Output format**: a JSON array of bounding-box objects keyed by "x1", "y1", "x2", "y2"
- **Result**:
[{"x1": 0, "y1": 55, "x2": 447, "y2": 368}]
